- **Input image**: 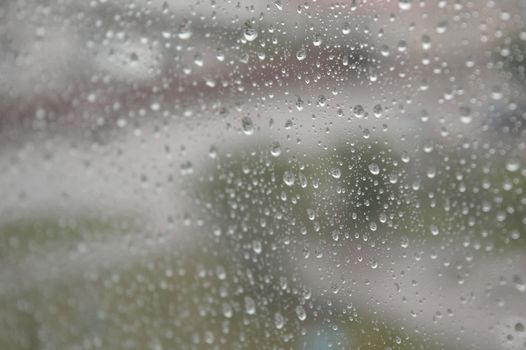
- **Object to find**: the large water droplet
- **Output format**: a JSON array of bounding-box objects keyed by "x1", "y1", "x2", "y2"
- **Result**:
[
  {"x1": 368, "y1": 163, "x2": 380, "y2": 175},
  {"x1": 296, "y1": 48, "x2": 307, "y2": 61},
  {"x1": 399, "y1": 0, "x2": 412, "y2": 10},
  {"x1": 242, "y1": 116, "x2": 254, "y2": 135},
  {"x1": 295, "y1": 305, "x2": 307, "y2": 321},
  {"x1": 283, "y1": 171, "x2": 295, "y2": 186}
]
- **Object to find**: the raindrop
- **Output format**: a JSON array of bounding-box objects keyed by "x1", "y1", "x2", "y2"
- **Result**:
[
  {"x1": 491, "y1": 86, "x2": 503, "y2": 100},
  {"x1": 295, "y1": 305, "x2": 307, "y2": 321},
  {"x1": 400, "y1": 235, "x2": 409, "y2": 248},
  {"x1": 241, "y1": 116, "x2": 254, "y2": 135},
  {"x1": 399, "y1": 0, "x2": 412, "y2": 11},
  {"x1": 436, "y1": 21, "x2": 448, "y2": 34},
  {"x1": 270, "y1": 142, "x2": 281, "y2": 157},
  {"x1": 505, "y1": 159, "x2": 520, "y2": 172},
  {"x1": 283, "y1": 171, "x2": 295, "y2": 186},
  {"x1": 421, "y1": 34, "x2": 432, "y2": 50},
  {"x1": 252, "y1": 240, "x2": 262, "y2": 254},
  {"x1": 459, "y1": 106, "x2": 472, "y2": 124},
  {"x1": 178, "y1": 21, "x2": 192, "y2": 40},
  {"x1": 313, "y1": 34, "x2": 323, "y2": 46},
  {"x1": 274, "y1": 312, "x2": 285, "y2": 329},
  {"x1": 368, "y1": 163, "x2": 380, "y2": 175},
  {"x1": 373, "y1": 104, "x2": 383, "y2": 118},
  {"x1": 353, "y1": 105, "x2": 365, "y2": 118},
  {"x1": 296, "y1": 48, "x2": 307, "y2": 61},
  {"x1": 222, "y1": 303, "x2": 233, "y2": 318},
  {"x1": 370, "y1": 258, "x2": 378, "y2": 269},
  {"x1": 296, "y1": 97, "x2": 304, "y2": 111},
  {"x1": 342, "y1": 22, "x2": 351, "y2": 35},
  {"x1": 245, "y1": 296, "x2": 256, "y2": 315},
  {"x1": 330, "y1": 167, "x2": 341, "y2": 179},
  {"x1": 243, "y1": 26, "x2": 258, "y2": 42}
]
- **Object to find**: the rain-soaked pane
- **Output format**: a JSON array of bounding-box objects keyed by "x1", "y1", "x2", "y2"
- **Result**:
[{"x1": 1, "y1": 0, "x2": 526, "y2": 349}]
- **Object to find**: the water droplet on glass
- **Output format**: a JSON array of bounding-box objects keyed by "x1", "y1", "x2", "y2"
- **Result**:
[
  {"x1": 353, "y1": 105, "x2": 365, "y2": 118},
  {"x1": 421, "y1": 34, "x2": 432, "y2": 50},
  {"x1": 399, "y1": 0, "x2": 412, "y2": 10},
  {"x1": 270, "y1": 141, "x2": 281, "y2": 157},
  {"x1": 330, "y1": 167, "x2": 341, "y2": 179},
  {"x1": 430, "y1": 224, "x2": 439, "y2": 236},
  {"x1": 283, "y1": 171, "x2": 295, "y2": 186},
  {"x1": 296, "y1": 48, "x2": 307, "y2": 61},
  {"x1": 274, "y1": 312, "x2": 285, "y2": 329},
  {"x1": 222, "y1": 303, "x2": 233, "y2": 318},
  {"x1": 368, "y1": 163, "x2": 380, "y2": 175},
  {"x1": 242, "y1": 116, "x2": 254, "y2": 135},
  {"x1": 252, "y1": 240, "x2": 262, "y2": 254},
  {"x1": 401, "y1": 235, "x2": 409, "y2": 248},
  {"x1": 296, "y1": 97, "x2": 304, "y2": 111},
  {"x1": 505, "y1": 159, "x2": 520, "y2": 172},
  {"x1": 373, "y1": 104, "x2": 383, "y2": 118},
  {"x1": 178, "y1": 20, "x2": 192, "y2": 40},
  {"x1": 245, "y1": 296, "x2": 256, "y2": 315},
  {"x1": 295, "y1": 305, "x2": 307, "y2": 321},
  {"x1": 370, "y1": 258, "x2": 378, "y2": 269},
  {"x1": 313, "y1": 34, "x2": 322, "y2": 46},
  {"x1": 243, "y1": 26, "x2": 258, "y2": 42},
  {"x1": 436, "y1": 20, "x2": 448, "y2": 34},
  {"x1": 491, "y1": 86, "x2": 503, "y2": 100},
  {"x1": 342, "y1": 22, "x2": 351, "y2": 35},
  {"x1": 459, "y1": 106, "x2": 472, "y2": 124}
]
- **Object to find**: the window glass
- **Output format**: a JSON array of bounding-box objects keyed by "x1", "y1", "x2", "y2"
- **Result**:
[{"x1": 1, "y1": 1, "x2": 525, "y2": 349}]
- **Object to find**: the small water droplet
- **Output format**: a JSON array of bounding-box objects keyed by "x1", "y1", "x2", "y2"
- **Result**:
[
  {"x1": 274, "y1": 312, "x2": 285, "y2": 329},
  {"x1": 178, "y1": 20, "x2": 192, "y2": 40},
  {"x1": 353, "y1": 105, "x2": 365, "y2": 118},
  {"x1": 252, "y1": 240, "x2": 262, "y2": 254},
  {"x1": 459, "y1": 106, "x2": 472, "y2": 124},
  {"x1": 313, "y1": 34, "x2": 322, "y2": 46},
  {"x1": 506, "y1": 159, "x2": 520, "y2": 172},
  {"x1": 342, "y1": 22, "x2": 351, "y2": 35},
  {"x1": 370, "y1": 258, "x2": 378, "y2": 269},
  {"x1": 222, "y1": 303, "x2": 233, "y2": 318},
  {"x1": 421, "y1": 34, "x2": 432, "y2": 50},
  {"x1": 296, "y1": 97, "x2": 304, "y2": 111},
  {"x1": 373, "y1": 104, "x2": 383, "y2": 118},
  {"x1": 245, "y1": 296, "x2": 256, "y2": 315}
]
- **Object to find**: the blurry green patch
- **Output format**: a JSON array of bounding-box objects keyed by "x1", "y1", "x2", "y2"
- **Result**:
[{"x1": 0, "y1": 214, "x2": 135, "y2": 260}]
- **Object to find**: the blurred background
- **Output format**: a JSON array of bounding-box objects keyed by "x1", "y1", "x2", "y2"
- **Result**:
[{"x1": 0, "y1": 0, "x2": 526, "y2": 349}]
